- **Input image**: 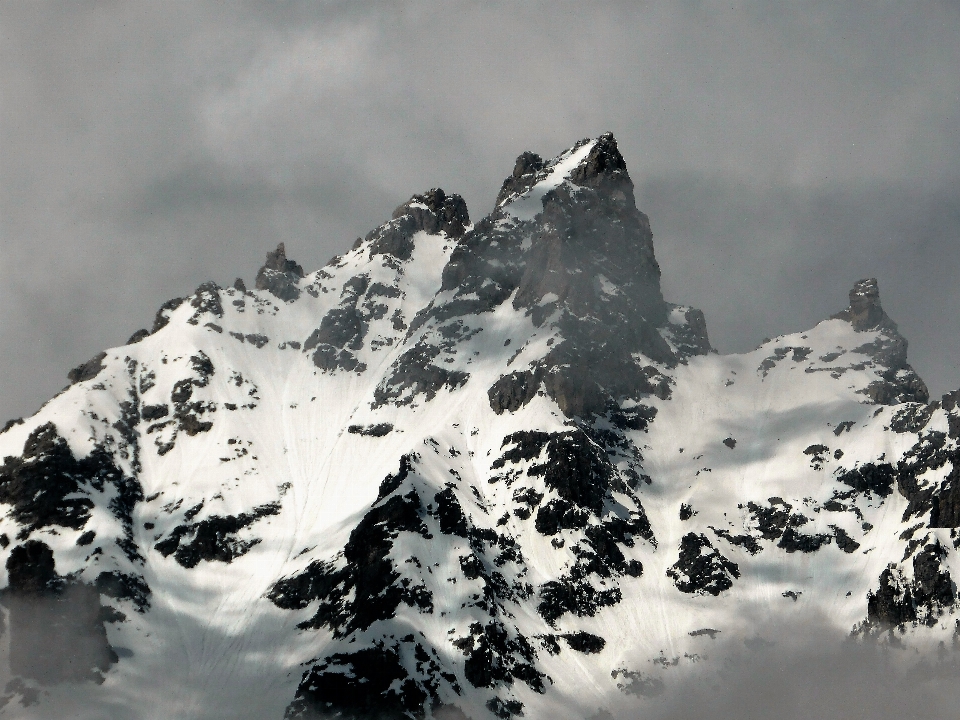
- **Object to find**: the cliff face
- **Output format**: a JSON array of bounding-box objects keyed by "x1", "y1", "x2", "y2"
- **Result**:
[{"x1": 0, "y1": 134, "x2": 957, "y2": 720}]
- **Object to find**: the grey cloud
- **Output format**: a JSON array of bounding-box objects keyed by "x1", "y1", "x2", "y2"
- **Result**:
[
  {"x1": 630, "y1": 625, "x2": 960, "y2": 720},
  {"x1": 644, "y1": 174, "x2": 960, "y2": 394},
  {"x1": 1, "y1": 1, "x2": 959, "y2": 420}
]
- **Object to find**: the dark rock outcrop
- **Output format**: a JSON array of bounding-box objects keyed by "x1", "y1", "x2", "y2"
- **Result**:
[
  {"x1": 347, "y1": 423, "x2": 394, "y2": 437},
  {"x1": 153, "y1": 502, "x2": 280, "y2": 568},
  {"x1": 568, "y1": 133, "x2": 634, "y2": 201},
  {"x1": 867, "y1": 566, "x2": 916, "y2": 627},
  {"x1": 304, "y1": 274, "x2": 371, "y2": 373},
  {"x1": 930, "y1": 459, "x2": 960, "y2": 528},
  {"x1": 838, "y1": 463, "x2": 896, "y2": 498},
  {"x1": 831, "y1": 279, "x2": 928, "y2": 404},
  {"x1": 495, "y1": 151, "x2": 545, "y2": 207},
  {"x1": 367, "y1": 188, "x2": 470, "y2": 262},
  {"x1": 68, "y1": 352, "x2": 108, "y2": 384},
  {"x1": 372, "y1": 343, "x2": 469, "y2": 407},
  {"x1": 1, "y1": 423, "x2": 107, "y2": 536},
  {"x1": 285, "y1": 644, "x2": 443, "y2": 720},
  {"x1": 151, "y1": 297, "x2": 184, "y2": 333},
  {"x1": 126, "y1": 328, "x2": 150, "y2": 344},
  {"x1": 187, "y1": 282, "x2": 224, "y2": 323},
  {"x1": 488, "y1": 370, "x2": 540, "y2": 415},
  {"x1": 255, "y1": 243, "x2": 304, "y2": 302},
  {"x1": 865, "y1": 540, "x2": 956, "y2": 630},
  {"x1": 895, "y1": 431, "x2": 960, "y2": 527},
  {"x1": 392, "y1": 188, "x2": 470, "y2": 239},
  {"x1": 911, "y1": 542, "x2": 955, "y2": 618},
  {"x1": 268, "y1": 467, "x2": 431, "y2": 635},
  {"x1": 667, "y1": 533, "x2": 740, "y2": 595},
  {"x1": 832, "y1": 278, "x2": 887, "y2": 332}
]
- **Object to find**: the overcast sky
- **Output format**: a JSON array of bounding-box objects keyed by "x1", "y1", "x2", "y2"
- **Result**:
[{"x1": 2, "y1": 1, "x2": 959, "y2": 422}]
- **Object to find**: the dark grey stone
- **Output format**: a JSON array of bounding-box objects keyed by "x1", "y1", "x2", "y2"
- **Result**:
[
  {"x1": 68, "y1": 352, "x2": 108, "y2": 384},
  {"x1": 255, "y1": 243, "x2": 304, "y2": 302}
]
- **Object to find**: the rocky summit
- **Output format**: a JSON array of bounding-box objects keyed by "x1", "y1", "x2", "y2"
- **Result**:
[{"x1": 0, "y1": 134, "x2": 958, "y2": 719}]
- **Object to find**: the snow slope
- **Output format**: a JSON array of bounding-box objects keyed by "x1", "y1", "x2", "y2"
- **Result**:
[{"x1": 0, "y1": 135, "x2": 957, "y2": 720}]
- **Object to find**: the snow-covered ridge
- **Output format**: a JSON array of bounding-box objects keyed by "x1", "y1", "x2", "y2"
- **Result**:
[
  {"x1": 499, "y1": 138, "x2": 596, "y2": 221},
  {"x1": 0, "y1": 134, "x2": 958, "y2": 720}
]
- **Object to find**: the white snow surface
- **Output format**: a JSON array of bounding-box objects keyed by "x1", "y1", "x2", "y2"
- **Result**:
[
  {"x1": 0, "y1": 137, "x2": 957, "y2": 720},
  {"x1": 499, "y1": 140, "x2": 595, "y2": 221}
]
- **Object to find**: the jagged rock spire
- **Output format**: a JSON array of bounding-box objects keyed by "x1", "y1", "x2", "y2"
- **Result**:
[
  {"x1": 260, "y1": 243, "x2": 304, "y2": 277},
  {"x1": 391, "y1": 188, "x2": 470, "y2": 239},
  {"x1": 430, "y1": 133, "x2": 709, "y2": 418},
  {"x1": 834, "y1": 278, "x2": 886, "y2": 332},
  {"x1": 568, "y1": 132, "x2": 634, "y2": 203},
  {"x1": 495, "y1": 151, "x2": 545, "y2": 207},
  {"x1": 496, "y1": 132, "x2": 634, "y2": 211},
  {"x1": 830, "y1": 278, "x2": 928, "y2": 404},
  {"x1": 365, "y1": 188, "x2": 470, "y2": 261},
  {"x1": 255, "y1": 243, "x2": 304, "y2": 302}
]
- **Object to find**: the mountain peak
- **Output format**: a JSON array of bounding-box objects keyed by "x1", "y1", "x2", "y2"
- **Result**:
[
  {"x1": 495, "y1": 133, "x2": 634, "y2": 214},
  {"x1": 826, "y1": 277, "x2": 929, "y2": 404},
  {"x1": 391, "y1": 187, "x2": 470, "y2": 239},
  {"x1": 255, "y1": 243, "x2": 304, "y2": 302},
  {"x1": 261, "y1": 242, "x2": 303, "y2": 277},
  {"x1": 495, "y1": 151, "x2": 546, "y2": 207},
  {"x1": 567, "y1": 132, "x2": 633, "y2": 202},
  {"x1": 2, "y1": 133, "x2": 958, "y2": 720},
  {"x1": 832, "y1": 277, "x2": 889, "y2": 332}
]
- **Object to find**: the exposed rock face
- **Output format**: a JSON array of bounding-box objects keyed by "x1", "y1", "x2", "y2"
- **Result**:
[
  {"x1": 1, "y1": 423, "x2": 105, "y2": 535},
  {"x1": 151, "y1": 296, "x2": 184, "y2": 333},
  {"x1": 865, "y1": 539, "x2": 955, "y2": 631},
  {"x1": 2, "y1": 132, "x2": 959, "y2": 720},
  {"x1": 153, "y1": 501, "x2": 279, "y2": 568},
  {"x1": 304, "y1": 274, "x2": 371, "y2": 373},
  {"x1": 392, "y1": 187, "x2": 470, "y2": 239},
  {"x1": 831, "y1": 278, "x2": 928, "y2": 404},
  {"x1": 255, "y1": 243, "x2": 305, "y2": 301},
  {"x1": 833, "y1": 278, "x2": 886, "y2": 331},
  {"x1": 68, "y1": 352, "x2": 108, "y2": 384},
  {"x1": 495, "y1": 151, "x2": 545, "y2": 207},
  {"x1": 416, "y1": 132, "x2": 709, "y2": 420},
  {"x1": 505, "y1": 134, "x2": 697, "y2": 415},
  {"x1": 511, "y1": 134, "x2": 661, "y2": 317},
  {"x1": 488, "y1": 370, "x2": 540, "y2": 415},
  {"x1": 568, "y1": 133, "x2": 635, "y2": 200},
  {"x1": 366, "y1": 188, "x2": 470, "y2": 262},
  {"x1": 667, "y1": 533, "x2": 740, "y2": 596}
]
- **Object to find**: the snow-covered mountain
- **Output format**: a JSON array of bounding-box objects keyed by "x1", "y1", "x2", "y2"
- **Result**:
[{"x1": 1, "y1": 134, "x2": 958, "y2": 719}]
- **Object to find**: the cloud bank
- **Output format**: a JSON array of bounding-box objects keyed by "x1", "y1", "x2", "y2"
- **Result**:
[{"x1": 2, "y1": 1, "x2": 958, "y2": 421}]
